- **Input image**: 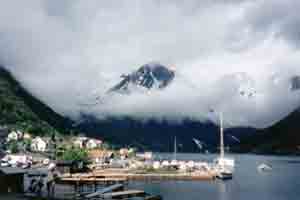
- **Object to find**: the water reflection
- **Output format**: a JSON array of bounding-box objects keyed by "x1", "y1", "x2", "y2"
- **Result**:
[{"x1": 217, "y1": 181, "x2": 227, "y2": 200}]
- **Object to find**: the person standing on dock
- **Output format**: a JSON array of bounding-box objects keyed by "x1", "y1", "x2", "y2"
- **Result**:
[{"x1": 47, "y1": 163, "x2": 59, "y2": 199}]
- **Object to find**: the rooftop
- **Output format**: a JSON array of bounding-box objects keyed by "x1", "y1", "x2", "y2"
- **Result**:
[{"x1": 0, "y1": 167, "x2": 27, "y2": 175}]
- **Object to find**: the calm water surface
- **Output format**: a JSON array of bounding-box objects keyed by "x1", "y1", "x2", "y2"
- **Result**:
[
  {"x1": 1, "y1": 153, "x2": 300, "y2": 200},
  {"x1": 130, "y1": 153, "x2": 300, "y2": 200}
]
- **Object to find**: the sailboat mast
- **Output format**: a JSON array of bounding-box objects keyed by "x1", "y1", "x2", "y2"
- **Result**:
[
  {"x1": 220, "y1": 112, "x2": 224, "y2": 158},
  {"x1": 174, "y1": 136, "x2": 177, "y2": 160}
]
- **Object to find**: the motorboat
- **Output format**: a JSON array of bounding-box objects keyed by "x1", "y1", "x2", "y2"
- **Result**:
[{"x1": 215, "y1": 167, "x2": 233, "y2": 180}]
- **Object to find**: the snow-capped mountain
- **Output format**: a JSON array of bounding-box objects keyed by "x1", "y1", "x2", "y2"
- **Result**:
[{"x1": 108, "y1": 62, "x2": 175, "y2": 93}]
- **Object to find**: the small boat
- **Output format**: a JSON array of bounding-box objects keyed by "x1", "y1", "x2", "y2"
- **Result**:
[
  {"x1": 145, "y1": 195, "x2": 163, "y2": 200},
  {"x1": 257, "y1": 163, "x2": 272, "y2": 172},
  {"x1": 216, "y1": 168, "x2": 233, "y2": 180}
]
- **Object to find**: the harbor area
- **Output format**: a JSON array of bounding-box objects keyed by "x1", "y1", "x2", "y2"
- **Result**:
[
  {"x1": 0, "y1": 131, "x2": 233, "y2": 199},
  {"x1": 0, "y1": 153, "x2": 220, "y2": 199}
]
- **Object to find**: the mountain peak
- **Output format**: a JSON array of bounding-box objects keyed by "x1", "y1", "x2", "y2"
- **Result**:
[
  {"x1": 291, "y1": 76, "x2": 300, "y2": 91},
  {"x1": 109, "y1": 62, "x2": 175, "y2": 93}
]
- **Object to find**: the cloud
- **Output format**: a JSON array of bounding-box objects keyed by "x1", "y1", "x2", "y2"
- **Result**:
[{"x1": 0, "y1": 0, "x2": 300, "y2": 129}]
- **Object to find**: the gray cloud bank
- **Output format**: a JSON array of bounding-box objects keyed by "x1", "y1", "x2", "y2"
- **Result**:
[{"x1": 0, "y1": 0, "x2": 300, "y2": 129}]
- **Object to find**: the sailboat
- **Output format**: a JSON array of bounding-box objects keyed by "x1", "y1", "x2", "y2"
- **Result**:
[{"x1": 214, "y1": 112, "x2": 235, "y2": 180}]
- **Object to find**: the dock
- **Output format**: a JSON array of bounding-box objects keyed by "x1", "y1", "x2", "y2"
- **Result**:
[
  {"x1": 56, "y1": 177, "x2": 128, "y2": 196},
  {"x1": 93, "y1": 172, "x2": 215, "y2": 181},
  {"x1": 62, "y1": 169, "x2": 216, "y2": 182}
]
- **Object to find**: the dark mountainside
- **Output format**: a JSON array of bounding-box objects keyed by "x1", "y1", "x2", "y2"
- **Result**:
[
  {"x1": 0, "y1": 67, "x2": 71, "y2": 135},
  {"x1": 75, "y1": 115, "x2": 255, "y2": 152},
  {"x1": 237, "y1": 108, "x2": 300, "y2": 155}
]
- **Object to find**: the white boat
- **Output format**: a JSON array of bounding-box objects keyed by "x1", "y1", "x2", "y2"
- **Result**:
[
  {"x1": 257, "y1": 163, "x2": 272, "y2": 172},
  {"x1": 214, "y1": 112, "x2": 235, "y2": 180},
  {"x1": 215, "y1": 167, "x2": 234, "y2": 180}
]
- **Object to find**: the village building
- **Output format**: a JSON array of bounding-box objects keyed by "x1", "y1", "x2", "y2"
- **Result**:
[
  {"x1": 86, "y1": 139, "x2": 102, "y2": 149},
  {"x1": 7, "y1": 131, "x2": 22, "y2": 142},
  {"x1": 0, "y1": 167, "x2": 27, "y2": 193},
  {"x1": 88, "y1": 149, "x2": 114, "y2": 164},
  {"x1": 119, "y1": 148, "x2": 129, "y2": 157},
  {"x1": 1, "y1": 154, "x2": 32, "y2": 167},
  {"x1": 31, "y1": 137, "x2": 47, "y2": 152},
  {"x1": 73, "y1": 137, "x2": 103, "y2": 149},
  {"x1": 23, "y1": 133, "x2": 32, "y2": 140}
]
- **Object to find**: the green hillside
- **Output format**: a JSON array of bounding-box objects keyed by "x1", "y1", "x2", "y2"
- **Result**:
[{"x1": 0, "y1": 67, "x2": 71, "y2": 135}]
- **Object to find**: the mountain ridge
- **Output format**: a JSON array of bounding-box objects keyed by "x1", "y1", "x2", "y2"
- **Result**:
[{"x1": 237, "y1": 108, "x2": 300, "y2": 154}]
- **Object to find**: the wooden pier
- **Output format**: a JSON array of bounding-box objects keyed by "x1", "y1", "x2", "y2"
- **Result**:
[
  {"x1": 93, "y1": 172, "x2": 215, "y2": 181},
  {"x1": 54, "y1": 175, "x2": 163, "y2": 199},
  {"x1": 56, "y1": 177, "x2": 128, "y2": 196},
  {"x1": 57, "y1": 177, "x2": 128, "y2": 185}
]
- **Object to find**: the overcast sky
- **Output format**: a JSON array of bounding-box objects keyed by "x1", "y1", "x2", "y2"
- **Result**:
[{"x1": 0, "y1": 0, "x2": 300, "y2": 129}]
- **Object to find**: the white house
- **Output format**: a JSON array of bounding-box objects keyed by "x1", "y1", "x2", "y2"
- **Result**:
[
  {"x1": 86, "y1": 139, "x2": 102, "y2": 149},
  {"x1": 31, "y1": 137, "x2": 47, "y2": 152},
  {"x1": 7, "y1": 131, "x2": 22, "y2": 142},
  {"x1": 7, "y1": 131, "x2": 18, "y2": 142}
]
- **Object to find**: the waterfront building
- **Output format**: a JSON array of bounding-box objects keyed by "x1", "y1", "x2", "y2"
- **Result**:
[
  {"x1": 86, "y1": 139, "x2": 102, "y2": 149},
  {"x1": 0, "y1": 167, "x2": 26, "y2": 193}
]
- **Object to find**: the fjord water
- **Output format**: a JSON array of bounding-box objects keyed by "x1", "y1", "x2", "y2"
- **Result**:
[{"x1": 130, "y1": 153, "x2": 300, "y2": 200}]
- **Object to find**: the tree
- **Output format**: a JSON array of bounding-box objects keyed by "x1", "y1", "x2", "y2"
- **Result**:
[
  {"x1": 59, "y1": 147, "x2": 89, "y2": 163},
  {"x1": 23, "y1": 139, "x2": 32, "y2": 151},
  {"x1": 8, "y1": 141, "x2": 19, "y2": 154}
]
